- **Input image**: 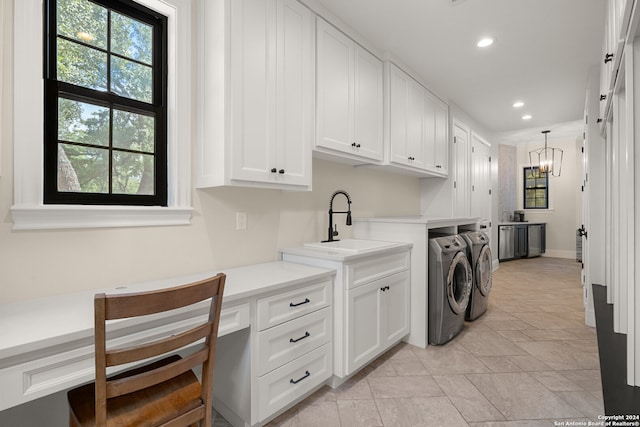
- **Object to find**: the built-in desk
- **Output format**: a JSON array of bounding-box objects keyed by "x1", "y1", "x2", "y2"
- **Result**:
[{"x1": 0, "y1": 261, "x2": 335, "y2": 427}]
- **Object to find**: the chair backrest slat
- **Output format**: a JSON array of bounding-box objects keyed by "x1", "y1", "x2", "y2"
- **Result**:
[
  {"x1": 105, "y1": 319, "x2": 214, "y2": 366},
  {"x1": 105, "y1": 348, "x2": 209, "y2": 399},
  {"x1": 103, "y1": 278, "x2": 219, "y2": 320}
]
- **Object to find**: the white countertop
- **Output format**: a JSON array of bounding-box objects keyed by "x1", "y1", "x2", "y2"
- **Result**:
[
  {"x1": 354, "y1": 216, "x2": 480, "y2": 226},
  {"x1": 0, "y1": 261, "x2": 334, "y2": 361},
  {"x1": 498, "y1": 222, "x2": 547, "y2": 226},
  {"x1": 279, "y1": 240, "x2": 412, "y2": 261}
]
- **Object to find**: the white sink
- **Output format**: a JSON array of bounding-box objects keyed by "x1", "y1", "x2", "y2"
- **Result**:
[{"x1": 303, "y1": 239, "x2": 396, "y2": 253}]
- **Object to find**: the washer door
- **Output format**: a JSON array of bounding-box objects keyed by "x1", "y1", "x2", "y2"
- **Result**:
[
  {"x1": 476, "y1": 245, "x2": 493, "y2": 297},
  {"x1": 447, "y1": 251, "x2": 472, "y2": 314}
]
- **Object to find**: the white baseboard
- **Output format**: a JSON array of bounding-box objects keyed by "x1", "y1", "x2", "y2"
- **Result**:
[
  {"x1": 542, "y1": 249, "x2": 577, "y2": 260},
  {"x1": 585, "y1": 308, "x2": 596, "y2": 328}
]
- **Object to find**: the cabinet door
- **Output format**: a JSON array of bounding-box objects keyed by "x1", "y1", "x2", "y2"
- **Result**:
[
  {"x1": 275, "y1": 0, "x2": 312, "y2": 186},
  {"x1": 471, "y1": 133, "x2": 492, "y2": 222},
  {"x1": 389, "y1": 64, "x2": 425, "y2": 169},
  {"x1": 230, "y1": 0, "x2": 275, "y2": 183},
  {"x1": 406, "y1": 81, "x2": 426, "y2": 168},
  {"x1": 353, "y1": 46, "x2": 383, "y2": 161},
  {"x1": 452, "y1": 121, "x2": 470, "y2": 217},
  {"x1": 388, "y1": 65, "x2": 410, "y2": 164},
  {"x1": 515, "y1": 225, "x2": 528, "y2": 257},
  {"x1": 346, "y1": 280, "x2": 383, "y2": 375},
  {"x1": 316, "y1": 18, "x2": 353, "y2": 153},
  {"x1": 434, "y1": 98, "x2": 449, "y2": 174},
  {"x1": 381, "y1": 271, "x2": 410, "y2": 346},
  {"x1": 422, "y1": 92, "x2": 437, "y2": 171}
]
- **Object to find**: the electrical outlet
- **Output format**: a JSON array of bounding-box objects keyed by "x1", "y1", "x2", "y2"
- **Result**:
[{"x1": 236, "y1": 212, "x2": 247, "y2": 230}]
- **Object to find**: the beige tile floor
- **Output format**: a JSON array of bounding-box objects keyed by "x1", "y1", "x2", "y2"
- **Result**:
[{"x1": 214, "y1": 257, "x2": 604, "y2": 426}]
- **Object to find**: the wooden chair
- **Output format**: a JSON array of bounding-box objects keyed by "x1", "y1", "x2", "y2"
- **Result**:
[{"x1": 67, "y1": 274, "x2": 226, "y2": 427}]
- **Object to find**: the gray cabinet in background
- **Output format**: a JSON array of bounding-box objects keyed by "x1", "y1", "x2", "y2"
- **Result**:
[
  {"x1": 498, "y1": 223, "x2": 545, "y2": 261},
  {"x1": 514, "y1": 225, "x2": 528, "y2": 258}
]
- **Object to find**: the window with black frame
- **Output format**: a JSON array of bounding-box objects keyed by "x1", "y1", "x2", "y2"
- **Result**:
[
  {"x1": 44, "y1": 0, "x2": 167, "y2": 206},
  {"x1": 523, "y1": 166, "x2": 548, "y2": 209}
]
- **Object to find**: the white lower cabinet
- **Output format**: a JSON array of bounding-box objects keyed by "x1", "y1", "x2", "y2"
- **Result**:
[
  {"x1": 254, "y1": 279, "x2": 333, "y2": 423},
  {"x1": 257, "y1": 307, "x2": 332, "y2": 376},
  {"x1": 346, "y1": 271, "x2": 410, "y2": 374},
  {"x1": 257, "y1": 343, "x2": 332, "y2": 421},
  {"x1": 280, "y1": 245, "x2": 412, "y2": 382}
]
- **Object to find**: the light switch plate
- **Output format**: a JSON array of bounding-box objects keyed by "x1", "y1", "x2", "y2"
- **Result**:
[{"x1": 236, "y1": 212, "x2": 247, "y2": 230}]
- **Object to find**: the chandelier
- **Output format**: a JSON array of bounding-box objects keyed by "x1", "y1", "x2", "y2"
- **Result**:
[{"x1": 529, "y1": 130, "x2": 563, "y2": 177}]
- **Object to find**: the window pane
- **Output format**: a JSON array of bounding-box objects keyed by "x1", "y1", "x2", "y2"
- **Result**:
[
  {"x1": 57, "y1": 0, "x2": 107, "y2": 49},
  {"x1": 111, "y1": 12, "x2": 153, "y2": 65},
  {"x1": 113, "y1": 110, "x2": 154, "y2": 152},
  {"x1": 524, "y1": 169, "x2": 534, "y2": 180},
  {"x1": 58, "y1": 98, "x2": 109, "y2": 146},
  {"x1": 112, "y1": 151, "x2": 155, "y2": 195},
  {"x1": 58, "y1": 144, "x2": 108, "y2": 193},
  {"x1": 58, "y1": 38, "x2": 107, "y2": 91},
  {"x1": 110, "y1": 56, "x2": 152, "y2": 102},
  {"x1": 525, "y1": 198, "x2": 536, "y2": 208}
]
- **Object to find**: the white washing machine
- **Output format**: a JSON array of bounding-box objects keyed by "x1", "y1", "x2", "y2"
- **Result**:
[
  {"x1": 461, "y1": 231, "x2": 493, "y2": 321},
  {"x1": 428, "y1": 234, "x2": 473, "y2": 345}
]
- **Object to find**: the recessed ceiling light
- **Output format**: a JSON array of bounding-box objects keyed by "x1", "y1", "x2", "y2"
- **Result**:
[
  {"x1": 522, "y1": 114, "x2": 532, "y2": 120},
  {"x1": 477, "y1": 37, "x2": 494, "y2": 48},
  {"x1": 513, "y1": 101, "x2": 524, "y2": 108}
]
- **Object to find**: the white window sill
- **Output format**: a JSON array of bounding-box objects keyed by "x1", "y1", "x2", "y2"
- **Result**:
[{"x1": 11, "y1": 205, "x2": 193, "y2": 230}]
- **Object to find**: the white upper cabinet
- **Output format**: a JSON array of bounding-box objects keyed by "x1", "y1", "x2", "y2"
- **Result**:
[
  {"x1": 196, "y1": 0, "x2": 313, "y2": 190},
  {"x1": 599, "y1": 0, "x2": 634, "y2": 127},
  {"x1": 316, "y1": 18, "x2": 384, "y2": 162},
  {"x1": 386, "y1": 62, "x2": 448, "y2": 177},
  {"x1": 433, "y1": 99, "x2": 449, "y2": 174},
  {"x1": 470, "y1": 132, "x2": 492, "y2": 223},
  {"x1": 388, "y1": 66, "x2": 426, "y2": 169},
  {"x1": 452, "y1": 120, "x2": 470, "y2": 217}
]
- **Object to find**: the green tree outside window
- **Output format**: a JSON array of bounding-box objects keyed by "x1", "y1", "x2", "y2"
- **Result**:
[{"x1": 44, "y1": 0, "x2": 167, "y2": 205}]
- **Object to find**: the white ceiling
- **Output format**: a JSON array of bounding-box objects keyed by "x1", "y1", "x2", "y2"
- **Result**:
[{"x1": 310, "y1": 0, "x2": 606, "y2": 135}]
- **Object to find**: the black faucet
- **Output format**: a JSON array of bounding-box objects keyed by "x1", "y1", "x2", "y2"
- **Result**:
[{"x1": 323, "y1": 190, "x2": 352, "y2": 242}]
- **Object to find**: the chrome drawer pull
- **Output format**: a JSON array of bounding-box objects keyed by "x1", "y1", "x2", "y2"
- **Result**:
[
  {"x1": 289, "y1": 298, "x2": 310, "y2": 307},
  {"x1": 290, "y1": 370, "x2": 310, "y2": 384},
  {"x1": 290, "y1": 331, "x2": 310, "y2": 343}
]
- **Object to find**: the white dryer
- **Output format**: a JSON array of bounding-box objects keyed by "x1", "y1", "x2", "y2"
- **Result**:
[
  {"x1": 428, "y1": 234, "x2": 472, "y2": 345},
  {"x1": 461, "y1": 231, "x2": 493, "y2": 321}
]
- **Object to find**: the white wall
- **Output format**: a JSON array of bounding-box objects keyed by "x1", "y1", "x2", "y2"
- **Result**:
[
  {"x1": 0, "y1": 0, "x2": 421, "y2": 303},
  {"x1": 514, "y1": 134, "x2": 582, "y2": 259},
  {"x1": 0, "y1": 157, "x2": 421, "y2": 303}
]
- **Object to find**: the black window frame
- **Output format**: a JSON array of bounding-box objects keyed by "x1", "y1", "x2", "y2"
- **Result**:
[
  {"x1": 43, "y1": 0, "x2": 168, "y2": 206},
  {"x1": 523, "y1": 166, "x2": 549, "y2": 209}
]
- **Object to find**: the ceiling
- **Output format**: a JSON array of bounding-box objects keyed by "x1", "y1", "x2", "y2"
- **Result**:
[{"x1": 311, "y1": 0, "x2": 606, "y2": 135}]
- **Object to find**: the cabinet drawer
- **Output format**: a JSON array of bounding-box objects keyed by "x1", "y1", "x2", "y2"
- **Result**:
[
  {"x1": 257, "y1": 343, "x2": 332, "y2": 422},
  {"x1": 346, "y1": 251, "x2": 410, "y2": 289},
  {"x1": 257, "y1": 307, "x2": 332, "y2": 375},
  {"x1": 218, "y1": 302, "x2": 250, "y2": 337},
  {"x1": 256, "y1": 279, "x2": 332, "y2": 330}
]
